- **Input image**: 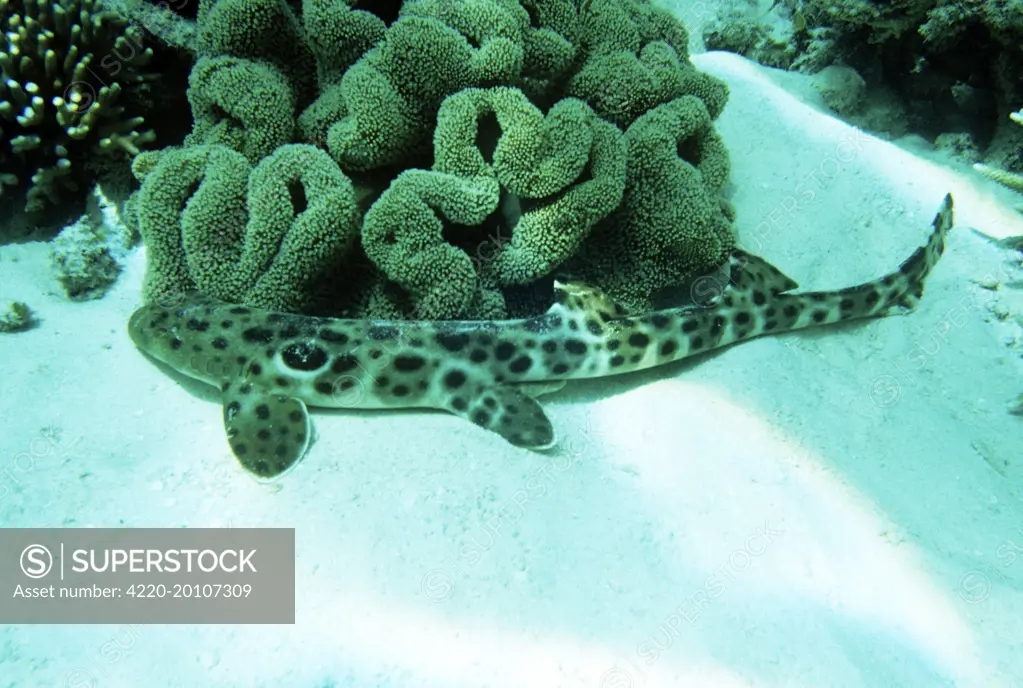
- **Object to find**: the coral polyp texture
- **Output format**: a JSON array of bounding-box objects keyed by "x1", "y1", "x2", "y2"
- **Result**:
[
  {"x1": 1, "y1": 0, "x2": 158, "y2": 211},
  {"x1": 131, "y1": 0, "x2": 734, "y2": 320}
]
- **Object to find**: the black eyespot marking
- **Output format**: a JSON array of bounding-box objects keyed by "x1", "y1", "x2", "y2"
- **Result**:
[
  {"x1": 243, "y1": 327, "x2": 275, "y2": 344},
  {"x1": 812, "y1": 310, "x2": 828, "y2": 323},
  {"x1": 606, "y1": 339, "x2": 620, "y2": 351},
  {"x1": 483, "y1": 397, "x2": 496, "y2": 409},
  {"x1": 368, "y1": 325, "x2": 398, "y2": 341},
  {"x1": 282, "y1": 342, "x2": 328, "y2": 371},
  {"x1": 691, "y1": 336, "x2": 704, "y2": 350},
  {"x1": 565, "y1": 339, "x2": 587, "y2": 355},
  {"x1": 249, "y1": 363, "x2": 263, "y2": 376},
  {"x1": 332, "y1": 355, "x2": 358, "y2": 374},
  {"x1": 451, "y1": 397, "x2": 467, "y2": 411},
  {"x1": 472, "y1": 410, "x2": 491, "y2": 426},
  {"x1": 316, "y1": 381, "x2": 334, "y2": 395},
  {"x1": 437, "y1": 332, "x2": 470, "y2": 352},
  {"x1": 735, "y1": 312, "x2": 751, "y2": 325},
  {"x1": 610, "y1": 355, "x2": 625, "y2": 367},
  {"x1": 319, "y1": 329, "x2": 348, "y2": 344},
  {"x1": 567, "y1": 320, "x2": 579, "y2": 331},
  {"x1": 660, "y1": 340, "x2": 678, "y2": 356},
  {"x1": 186, "y1": 318, "x2": 210, "y2": 332},
  {"x1": 470, "y1": 349, "x2": 488, "y2": 363},
  {"x1": 495, "y1": 341, "x2": 516, "y2": 361},
  {"x1": 628, "y1": 333, "x2": 649, "y2": 348},
  {"x1": 444, "y1": 370, "x2": 466, "y2": 389},
  {"x1": 393, "y1": 385, "x2": 410, "y2": 397},
  {"x1": 211, "y1": 337, "x2": 229, "y2": 350},
  {"x1": 255, "y1": 404, "x2": 270, "y2": 420},
  {"x1": 541, "y1": 341, "x2": 557, "y2": 354},
  {"x1": 551, "y1": 362, "x2": 569, "y2": 375},
  {"x1": 682, "y1": 319, "x2": 699, "y2": 333},
  {"x1": 586, "y1": 319, "x2": 603, "y2": 335},
  {"x1": 753, "y1": 291, "x2": 766, "y2": 306},
  {"x1": 509, "y1": 356, "x2": 533, "y2": 374},
  {"x1": 170, "y1": 337, "x2": 182, "y2": 350}
]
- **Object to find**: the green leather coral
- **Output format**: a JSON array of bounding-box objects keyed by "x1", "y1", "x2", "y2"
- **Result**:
[
  {"x1": 310, "y1": 0, "x2": 528, "y2": 172},
  {"x1": 566, "y1": 0, "x2": 727, "y2": 129},
  {"x1": 184, "y1": 56, "x2": 295, "y2": 164},
  {"x1": 1, "y1": 0, "x2": 157, "y2": 210},
  {"x1": 567, "y1": 95, "x2": 734, "y2": 312},
  {"x1": 133, "y1": 143, "x2": 360, "y2": 313},
  {"x1": 362, "y1": 86, "x2": 625, "y2": 318}
]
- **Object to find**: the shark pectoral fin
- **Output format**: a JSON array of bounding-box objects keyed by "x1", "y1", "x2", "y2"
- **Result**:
[
  {"x1": 730, "y1": 249, "x2": 800, "y2": 294},
  {"x1": 448, "y1": 385, "x2": 556, "y2": 450},
  {"x1": 221, "y1": 380, "x2": 311, "y2": 479},
  {"x1": 518, "y1": 380, "x2": 567, "y2": 398}
]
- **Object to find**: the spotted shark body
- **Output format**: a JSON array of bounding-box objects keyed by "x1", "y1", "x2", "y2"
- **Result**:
[{"x1": 129, "y1": 194, "x2": 954, "y2": 479}]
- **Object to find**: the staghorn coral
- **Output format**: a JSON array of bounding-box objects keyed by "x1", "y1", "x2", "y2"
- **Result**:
[
  {"x1": 133, "y1": 143, "x2": 361, "y2": 313},
  {"x1": 1, "y1": 0, "x2": 158, "y2": 211}
]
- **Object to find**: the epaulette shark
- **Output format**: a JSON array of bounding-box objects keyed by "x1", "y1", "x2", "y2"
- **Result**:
[{"x1": 129, "y1": 194, "x2": 955, "y2": 479}]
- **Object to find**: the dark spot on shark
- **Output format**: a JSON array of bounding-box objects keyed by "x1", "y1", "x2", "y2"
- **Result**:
[
  {"x1": 495, "y1": 341, "x2": 516, "y2": 361},
  {"x1": 234, "y1": 444, "x2": 248, "y2": 456},
  {"x1": 483, "y1": 397, "x2": 497, "y2": 409},
  {"x1": 451, "y1": 397, "x2": 467, "y2": 411},
  {"x1": 212, "y1": 337, "x2": 229, "y2": 350},
  {"x1": 509, "y1": 356, "x2": 533, "y2": 374},
  {"x1": 866, "y1": 291, "x2": 880, "y2": 305},
  {"x1": 280, "y1": 324, "x2": 301, "y2": 340},
  {"x1": 255, "y1": 404, "x2": 270, "y2": 420},
  {"x1": 753, "y1": 291, "x2": 766, "y2": 306},
  {"x1": 472, "y1": 410, "x2": 491, "y2": 426},
  {"x1": 258, "y1": 429, "x2": 271, "y2": 441},
  {"x1": 541, "y1": 341, "x2": 557, "y2": 354},
  {"x1": 444, "y1": 370, "x2": 466, "y2": 389},
  {"x1": 282, "y1": 342, "x2": 328, "y2": 371},
  {"x1": 628, "y1": 332, "x2": 649, "y2": 348},
  {"x1": 651, "y1": 314, "x2": 670, "y2": 329},
  {"x1": 764, "y1": 320, "x2": 778, "y2": 331},
  {"x1": 783, "y1": 305, "x2": 799, "y2": 318},
  {"x1": 221, "y1": 320, "x2": 233, "y2": 329},
  {"x1": 437, "y1": 332, "x2": 470, "y2": 352},
  {"x1": 288, "y1": 410, "x2": 303, "y2": 423},
  {"x1": 243, "y1": 327, "x2": 275, "y2": 344},
  {"x1": 225, "y1": 401, "x2": 240, "y2": 419},
  {"x1": 606, "y1": 339, "x2": 620, "y2": 351},
  {"x1": 332, "y1": 355, "x2": 358, "y2": 374},
  {"x1": 275, "y1": 377, "x2": 289, "y2": 387},
  {"x1": 186, "y1": 318, "x2": 210, "y2": 332},
  {"x1": 691, "y1": 336, "x2": 704, "y2": 350},
  {"x1": 369, "y1": 325, "x2": 398, "y2": 341},
  {"x1": 192, "y1": 344, "x2": 202, "y2": 353},
  {"x1": 394, "y1": 355, "x2": 426, "y2": 372},
  {"x1": 682, "y1": 319, "x2": 699, "y2": 333},
  {"x1": 812, "y1": 310, "x2": 828, "y2": 323},
  {"x1": 736, "y1": 312, "x2": 751, "y2": 325},
  {"x1": 840, "y1": 298, "x2": 855, "y2": 311},
  {"x1": 610, "y1": 355, "x2": 625, "y2": 367},
  {"x1": 239, "y1": 383, "x2": 252, "y2": 395},
  {"x1": 470, "y1": 349, "x2": 488, "y2": 363},
  {"x1": 660, "y1": 340, "x2": 678, "y2": 356},
  {"x1": 393, "y1": 384, "x2": 410, "y2": 397},
  {"x1": 552, "y1": 362, "x2": 569, "y2": 375},
  {"x1": 248, "y1": 363, "x2": 262, "y2": 376},
  {"x1": 319, "y1": 329, "x2": 348, "y2": 344},
  {"x1": 316, "y1": 381, "x2": 333, "y2": 395},
  {"x1": 170, "y1": 337, "x2": 182, "y2": 350},
  {"x1": 229, "y1": 307, "x2": 250, "y2": 315},
  {"x1": 565, "y1": 340, "x2": 587, "y2": 355}
]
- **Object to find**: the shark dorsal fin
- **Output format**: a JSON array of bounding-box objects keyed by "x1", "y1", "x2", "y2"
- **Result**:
[
  {"x1": 727, "y1": 250, "x2": 800, "y2": 296},
  {"x1": 549, "y1": 280, "x2": 629, "y2": 319}
]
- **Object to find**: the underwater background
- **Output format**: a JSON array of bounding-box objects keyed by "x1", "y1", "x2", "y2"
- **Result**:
[{"x1": 2, "y1": 0, "x2": 1022, "y2": 685}]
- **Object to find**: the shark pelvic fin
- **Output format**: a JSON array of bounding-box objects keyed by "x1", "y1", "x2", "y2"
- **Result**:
[
  {"x1": 221, "y1": 378, "x2": 311, "y2": 479},
  {"x1": 728, "y1": 250, "x2": 800, "y2": 295},
  {"x1": 447, "y1": 383, "x2": 556, "y2": 449}
]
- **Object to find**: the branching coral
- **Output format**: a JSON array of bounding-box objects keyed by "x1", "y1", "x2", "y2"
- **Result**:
[{"x1": 1, "y1": 0, "x2": 158, "y2": 210}]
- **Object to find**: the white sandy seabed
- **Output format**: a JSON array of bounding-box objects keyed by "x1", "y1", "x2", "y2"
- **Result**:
[{"x1": 1, "y1": 51, "x2": 1022, "y2": 687}]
